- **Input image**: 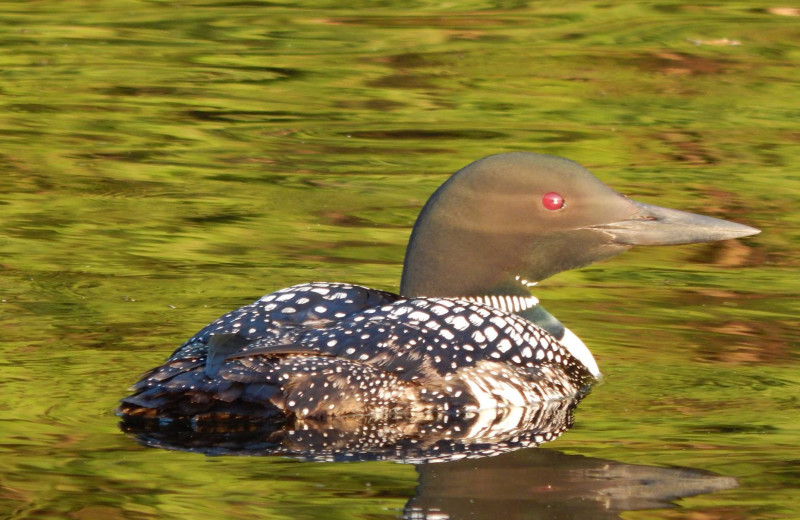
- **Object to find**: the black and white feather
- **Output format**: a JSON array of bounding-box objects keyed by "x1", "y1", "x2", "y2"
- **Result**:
[{"x1": 120, "y1": 282, "x2": 594, "y2": 420}]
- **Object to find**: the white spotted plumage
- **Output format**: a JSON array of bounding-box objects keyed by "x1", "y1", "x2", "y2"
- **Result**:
[{"x1": 121, "y1": 282, "x2": 594, "y2": 420}]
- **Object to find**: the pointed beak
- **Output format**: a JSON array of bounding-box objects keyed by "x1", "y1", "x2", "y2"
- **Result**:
[{"x1": 591, "y1": 200, "x2": 760, "y2": 246}]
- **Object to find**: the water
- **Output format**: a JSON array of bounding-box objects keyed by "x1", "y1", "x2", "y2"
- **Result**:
[{"x1": 1, "y1": 1, "x2": 799, "y2": 518}]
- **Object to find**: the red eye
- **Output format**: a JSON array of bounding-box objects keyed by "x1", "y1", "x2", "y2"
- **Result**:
[{"x1": 542, "y1": 192, "x2": 565, "y2": 211}]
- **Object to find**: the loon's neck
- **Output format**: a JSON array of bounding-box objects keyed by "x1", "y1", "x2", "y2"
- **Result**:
[{"x1": 460, "y1": 293, "x2": 539, "y2": 314}]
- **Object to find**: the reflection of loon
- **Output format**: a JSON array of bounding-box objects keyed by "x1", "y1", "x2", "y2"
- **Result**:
[
  {"x1": 119, "y1": 153, "x2": 758, "y2": 420},
  {"x1": 405, "y1": 449, "x2": 738, "y2": 520},
  {"x1": 121, "y1": 405, "x2": 738, "y2": 519},
  {"x1": 121, "y1": 397, "x2": 580, "y2": 461}
]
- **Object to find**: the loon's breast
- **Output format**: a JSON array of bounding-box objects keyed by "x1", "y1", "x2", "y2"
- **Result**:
[{"x1": 121, "y1": 282, "x2": 592, "y2": 420}]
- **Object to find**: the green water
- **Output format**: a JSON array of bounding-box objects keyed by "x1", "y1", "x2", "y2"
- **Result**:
[{"x1": 1, "y1": 1, "x2": 799, "y2": 518}]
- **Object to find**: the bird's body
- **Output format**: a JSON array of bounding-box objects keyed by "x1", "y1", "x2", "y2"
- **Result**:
[
  {"x1": 123, "y1": 283, "x2": 592, "y2": 419},
  {"x1": 120, "y1": 153, "x2": 758, "y2": 421}
]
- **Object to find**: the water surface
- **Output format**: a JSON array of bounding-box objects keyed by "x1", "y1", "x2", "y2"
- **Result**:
[{"x1": 1, "y1": 1, "x2": 799, "y2": 519}]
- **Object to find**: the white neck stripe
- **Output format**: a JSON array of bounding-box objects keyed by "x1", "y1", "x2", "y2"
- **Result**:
[{"x1": 461, "y1": 294, "x2": 539, "y2": 313}]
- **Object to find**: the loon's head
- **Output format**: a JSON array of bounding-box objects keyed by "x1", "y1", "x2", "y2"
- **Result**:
[{"x1": 400, "y1": 152, "x2": 760, "y2": 298}]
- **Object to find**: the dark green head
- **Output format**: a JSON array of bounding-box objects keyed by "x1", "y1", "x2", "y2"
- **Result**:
[{"x1": 400, "y1": 152, "x2": 759, "y2": 298}]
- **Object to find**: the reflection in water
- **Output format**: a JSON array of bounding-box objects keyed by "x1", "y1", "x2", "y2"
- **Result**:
[
  {"x1": 120, "y1": 397, "x2": 579, "y2": 462},
  {"x1": 121, "y1": 394, "x2": 736, "y2": 519},
  {"x1": 406, "y1": 449, "x2": 737, "y2": 520}
]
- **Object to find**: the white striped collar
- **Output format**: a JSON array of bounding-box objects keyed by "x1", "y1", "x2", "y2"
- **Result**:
[{"x1": 460, "y1": 294, "x2": 539, "y2": 313}]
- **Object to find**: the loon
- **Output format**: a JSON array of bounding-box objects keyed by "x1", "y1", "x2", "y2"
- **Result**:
[{"x1": 119, "y1": 152, "x2": 759, "y2": 420}]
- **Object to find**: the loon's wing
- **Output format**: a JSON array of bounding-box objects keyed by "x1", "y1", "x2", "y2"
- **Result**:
[{"x1": 170, "y1": 282, "x2": 399, "y2": 357}]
